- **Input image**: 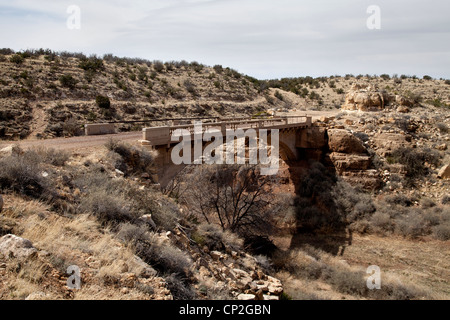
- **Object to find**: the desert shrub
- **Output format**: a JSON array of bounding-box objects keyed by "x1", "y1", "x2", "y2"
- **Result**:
[
  {"x1": 432, "y1": 223, "x2": 450, "y2": 240},
  {"x1": 62, "y1": 117, "x2": 82, "y2": 137},
  {"x1": 183, "y1": 80, "x2": 197, "y2": 96},
  {"x1": 105, "y1": 140, "x2": 154, "y2": 176},
  {"x1": 95, "y1": 95, "x2": 111, "y2": 109},
  {"x1": 445, "y1": 80, "x2": 450, "y2": 85},
  {"x1": 395, "y1": 209, "x2": 426, "y2": 239},
  {"x1": 370, "y1": 212, "x2": 394, "y2": 234},
  {"x1": 423, "y1": 75, "x2": 432, "y2": 80},
  {"x1": 436, "y1": 122, "x2": 448, "y2": 134},
  {"x1": 274, "y1": 90, "x2": 283, "y2": 101},
  {"x1": 390, "y1": 147, "x2": 440, "y2": 179},
  {"x1": 59, "y1": 74, "x2": 78, "y2": 89},
  {"x1": 32, "y1": 147, "x2": 69, "y2": 166},
  {"x1": 328, "y1": 268, "x2": 368, "y2": 296},
  {"x1": 165, "y1": 274, "x2": 196, "y2": 300},
  {"x1": 0, "y1": 148, "x2": 51, "y2": 198},
  {"x1": 153, "y1": 61, "x2": 165, "y2": 73},
  {"x1": 385, "y1": 194, "x2": 413, "y2": 207},
  {"x1": 9, "y1": 54, "x2": 24, "y2": 64},
  {"x1": 428, "y1": 98, "x2": 449, "y2": 109},
  {"x1": 442, "y1": 196, "x2": 450, "y2": 205},
  {"x1": 126, "y1": 188, "x2": 180, "y2": 231},
  {"x1": 78, "y1": 56, "x2": 104, "y2": 72},
  {"x1": 0, "y1": 48, "x2": 14, "y2": 55},
  {"x1": 380, "y1": 74, "x2": 390, "y2": 80},
  {"x1": 84, "y1": 69, "x2": 96, "y2": 83},
  {"x1": 336, "y1": 88, "x2": 345, "y2": 94},
  {"x1": 117, "y1": 224, "x2": 192, "y2": 278},
  {"x1": 190, "y1": 61, "x2": 204, "y2": 73},
  {"x1": 79, "y1": 188, "x2": 134, "y2": 225},
  {"x1": 193, "y1": 223, "x2": 243, "y2": 252},
  {"x1": 421, "y1": 198, "x2": 436, "y2": 209},
  {"x1": 273, "y1": 249, "x2": 327, "y2": 280},
  {"x1": 213, "y1": 65, "x2": 223, "y2": 74}
]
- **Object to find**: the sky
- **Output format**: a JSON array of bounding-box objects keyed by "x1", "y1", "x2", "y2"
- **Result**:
[{"x1": 0, "y1": 0, "x2": 449, "y2": 80}]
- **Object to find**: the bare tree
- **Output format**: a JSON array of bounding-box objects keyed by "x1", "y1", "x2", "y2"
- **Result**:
[{"x1": 180, "y1": 164, "x2": 280, "y2": 237}]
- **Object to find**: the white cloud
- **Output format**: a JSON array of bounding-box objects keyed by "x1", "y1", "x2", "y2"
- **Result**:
[{"x1": 0, "y1": 0, "x2": 449, "y2": 79}]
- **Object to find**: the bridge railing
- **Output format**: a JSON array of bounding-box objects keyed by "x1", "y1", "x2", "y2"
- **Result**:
[{"x1": 142, "y1": 116, "x2": 311, "y2": 146}]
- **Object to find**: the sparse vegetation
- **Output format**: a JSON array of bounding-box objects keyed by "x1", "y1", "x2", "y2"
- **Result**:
[
  {"x1": 0, "y1": 48, "x2": 449, "y2": 301},
  {"x1": 95, "y1": 95, "x2": 111, "y2": 109},
  {"x1": 59, "y1": 74, "x2": 78, "y2": 89}
]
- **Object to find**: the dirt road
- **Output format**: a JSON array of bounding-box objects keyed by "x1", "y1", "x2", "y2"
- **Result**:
[
  {"x1": 0, "y1": 131, "x2": 143, "y2": 153},
  {"x1": 0, "y1": 111, "x2": 342, "y2": 154}
]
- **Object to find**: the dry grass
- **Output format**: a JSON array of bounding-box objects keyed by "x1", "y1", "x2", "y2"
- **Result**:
[
  {"x1": 273, "y1": 245, "x2": 434, "y2": 300},
  {"x1": 0, "y1": 195, "x2": 163, "y2": 300}
]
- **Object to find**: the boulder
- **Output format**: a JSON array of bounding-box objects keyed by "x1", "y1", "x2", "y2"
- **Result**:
[
  {"x1": 0, "y1": 234, "x2": 37, "y2": 259},
  {"x1": 395, "y1": 95, "x2": 413, "y2": 107},
  {"x1": 210, "y1": 251, "x2": 222, "y2": 261},
  {"x1": 25, "y1": 292, "x2": 48, "y2": 300},
  {"x1": 327, "y1": 129, "x2": 367, "y2": 154},
  {"x1": 438, "y1": 165, "x2": 450, "y2": 179},
  {"x1": 0, "y1": 145, "x2": 14, "y2": 157},
  {"x1": 373, "y1": 133, "x2": 409, "y2": 156},
  {"x1": 237, "y1": 294, "x2": 256, "y2": 301},
  {"x1": 329, "y1": 153, "x2": 372, "y2": 172},
  {"x1": 397, "y1": 106, "x2": 410, "y2": 113},
  {"x1": 341, "y1": 83, "x2": 390, "y2": 111}
]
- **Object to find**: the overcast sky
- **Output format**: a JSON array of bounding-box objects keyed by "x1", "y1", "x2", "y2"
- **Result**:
[{"x1": 1, "y1": 0, "x2": 449, "y2": 79}]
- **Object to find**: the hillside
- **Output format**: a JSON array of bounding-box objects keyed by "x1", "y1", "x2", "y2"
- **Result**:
[
  {"x1": 1, "y1": 49, "x2": 449, "y2": 140},
  {"x1": 0, "y1": 49, "x2": 449, "y2": 301}
]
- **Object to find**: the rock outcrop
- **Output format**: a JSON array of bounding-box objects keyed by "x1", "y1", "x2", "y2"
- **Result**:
[
  {"x1": 0, "y1": 234, "x2": 37, "y2": 259},
  {"x1": 328, "y1": 129, "x2": 367, "y2": 154},
  {"x1": 438, "y1": 164, "x2": 450, "y2": 179},
  {"x1": 326, "y1": 129, "x2": 380, "y2": 189},
  {"x1": 341, "y1": 83, "x2": 390, "y2": 111}
]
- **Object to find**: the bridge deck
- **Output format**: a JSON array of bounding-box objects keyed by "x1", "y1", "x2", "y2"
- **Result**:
[{"x1": 141, "y1": 115, "x2": 312, "y2": 147}]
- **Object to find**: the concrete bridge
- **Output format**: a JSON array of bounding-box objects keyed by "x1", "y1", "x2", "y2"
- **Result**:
[{"x1": 140, "y1": 116, "x2": 326, "y2": 187}]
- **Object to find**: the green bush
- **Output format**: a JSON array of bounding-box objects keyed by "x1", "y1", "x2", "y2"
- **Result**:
[
  {"x1": 274, "y1": 90, "x2": 283, "y2": 101},
  {"x1": 9, "y1": 54, "x2": 24, "y2": 64},
  {"x1": 96, "y1": 95, "x2": 111, "y2": 109},
  {"x1": 59, "y1": 74, "x2": 78, "y2": 89},
  {"x1": 213, "y1": 65, "x2": 223, "y2": 74},
  {"x1": 78, "y1": 56, "x2": 104, "y2": 72}
]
